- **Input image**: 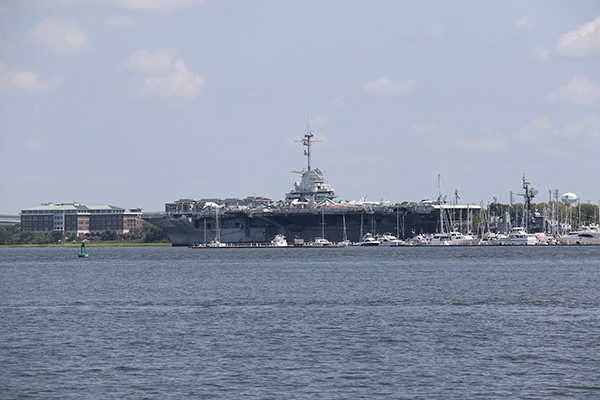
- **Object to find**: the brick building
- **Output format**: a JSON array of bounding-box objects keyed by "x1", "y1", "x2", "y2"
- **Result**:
[{"x1": 20, "y1": 203, "x2": 143, "y2": 236}]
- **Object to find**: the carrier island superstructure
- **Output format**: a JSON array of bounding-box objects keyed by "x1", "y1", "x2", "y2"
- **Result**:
[{"x1": 143, "y1": 133, "x2": 481, "y2": 246}]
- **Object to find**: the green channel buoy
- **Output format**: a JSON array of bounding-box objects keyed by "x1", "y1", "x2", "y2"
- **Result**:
[{"x1": 78, "y1": 241, "x2": 89, "y2": 258}]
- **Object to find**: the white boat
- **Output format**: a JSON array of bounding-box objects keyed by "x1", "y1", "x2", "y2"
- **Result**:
[
  {"x1": 425, "y1": 175, "x2": 479, "y2": 246},
  {"x1": 309, "y1": 237, "x2": 335, "y2": 246},
  {"x1": 271, "y1": 234, "x2": 288, "y2": 247},
  {"x1": 376, "y1": 232, "x2": 404, "y2": 246},
  {"x1": 558, "y1": 225, "x2": 600, "y2": 245},
  {"x1": 427, "y1": 233, "x2": 450, "y2": 246},
  {"x1": 534, "y1": 232, "x2": 552, "y2": 245},
  {"x1": 478, "y1": 232, "x2": 505, "y2": 246},
  {"x1": 359, "y1": 233, "x2": 380, "y2": 246},
  {"x1": 308, "y1": 207, "x2": 339, "y2": 246},
  {"x1": 500, "y1": 227, "x2": 539, "y2": 245},
  {"x1": 405, "y1": 234, "x2": 428, "y2": 246},
  {"x1": 428, "y1": 231, "x2": 477, "y2": 246}
]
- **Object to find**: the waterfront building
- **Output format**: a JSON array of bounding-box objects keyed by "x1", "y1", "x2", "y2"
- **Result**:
[
  {"x1": 20, "y1": 203, "x2": 143, "y2": 236},
  {"x1": 123, "y1": 208, "x2": 144, "y2": 233}
]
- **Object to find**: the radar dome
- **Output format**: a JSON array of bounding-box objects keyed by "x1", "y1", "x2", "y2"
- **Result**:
[{"x1": 561, "y1": 192, "x2": 578, "y2": 204}]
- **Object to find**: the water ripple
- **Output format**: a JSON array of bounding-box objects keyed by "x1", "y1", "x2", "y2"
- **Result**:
[{"x1": 1, "y1": 246, "x2": 599, "y2": 399}]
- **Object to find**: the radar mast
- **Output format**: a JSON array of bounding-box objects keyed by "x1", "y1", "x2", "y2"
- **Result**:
[
  {"x1": 520, "y1": 174, "x2": 538, "y2": 231},
  {"x1": 297, "y1": 130, "x2": 321, "y2": 171},
  {"x1": 287, "y1": 127, "x2": 335, "y2": 204}
]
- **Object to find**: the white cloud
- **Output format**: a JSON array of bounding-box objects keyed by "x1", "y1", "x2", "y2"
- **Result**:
[
  {"x1": 426, "y1": 24, "x2": 446, "y2": 39},
  {"x1": 556, "y1": 15, "x2": 600, "y2": 57},
  {"x1": 104, "y1": 15, "x2": 136, "y2": 28},
  {"x1": 364, "y1": 76, "x2": 417, "y2": 96},
  {"x1": 331, "y1": 95, "x2": 346, "y2": 107},
  {"x1": 28, "y1": 0, "x2": 203, "y2": 9},
  {"x1": 456, "y1": 136, "x2": 507, "y2": 153},
  {"x1": 42, "y1": 0, "x2": 83, "y2": 6},
  {"x1": 126, "y1": 48, "x2": 174, "y2": 74},
  {"x1": 309, "y1": 115, "x2": 332, "y2": 127},
  {"x1": 27, "y1": 19, "x2": 89, "y2": 52},
  {"x1": 563, "y1": 117, "x2": 600, "y2": 142},
  {"x1": 117, "y1": 0, "x2": 203, "y2": 9},
  {"x1": 533, "y1": 46, "x2": 551, "y2": 60},
  {"x1": 144, "y1": 59, "x2": 204, "y2": 99},
  {"x1": 516, "y1": 117, "x2": 558, "y2": 145},
  {"x1": 511, "y1": 116, "x2": 600, "y2": 149},
  {"x1": 26, "y1": 140, "x2": 48, "y2": 153},
  {"x1": 411, "y1": 121, "x2": 442, "y2": 137},
  {"x1": 516, "y1": 15, "x2": 535, "y2": 31},
  {"x1": 550, "y1": 76, "x2": 600, "y2": 104},
  {"x1": 126, "y1": 48, "x2": 205, "y2": 99},
  {"x1": 561, "y1": 120, "x2": 587, "y2": 139},
  {"x1": 0, "y1": 61, "x2": 58, "y2": 93},
  {"x1": 530, "y1": 117, "x2": 554, "y2": 132}
]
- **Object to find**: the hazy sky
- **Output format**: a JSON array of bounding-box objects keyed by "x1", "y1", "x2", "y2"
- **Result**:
[{"x1": 1, "y1": 0, "x2": 599, "y2": 213}]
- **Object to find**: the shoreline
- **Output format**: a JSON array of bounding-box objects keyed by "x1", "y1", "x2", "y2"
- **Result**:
[{"x1": 0, "y1": 242, "x2": 172, "y2": 248}]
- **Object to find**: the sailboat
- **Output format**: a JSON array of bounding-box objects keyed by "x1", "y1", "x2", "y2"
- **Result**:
[
  {"x1": 208, "y1": 206, "x2": 226, "y2": 247},
  {"x1": 340, "y1": 213, "x2": 351, "y2": 246},
  {"x1": 428, "y1": 175, "x2": 477, "y2": 246},
  {"x1": 309, "y1": 208, "x2": 334, "y2": 246}
]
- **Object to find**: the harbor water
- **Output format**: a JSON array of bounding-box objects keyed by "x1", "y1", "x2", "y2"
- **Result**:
[{"x1": 1, "y1": 246, "x2": 599, "y2": 399}]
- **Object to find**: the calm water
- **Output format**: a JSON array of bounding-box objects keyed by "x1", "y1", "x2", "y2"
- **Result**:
[{"x1": 1, "y1": 246, "x2": 599, "y2": 399}]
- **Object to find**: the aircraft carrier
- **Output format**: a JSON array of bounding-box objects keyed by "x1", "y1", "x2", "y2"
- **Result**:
[{"x1": 143, "y1": 132, "x2": 480, "y2": 246}]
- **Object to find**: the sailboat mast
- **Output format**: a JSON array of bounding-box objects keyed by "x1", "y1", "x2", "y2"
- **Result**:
[
  {"x1": 360, "y1": 212, "x2": 364, "y2": 240},
  {"x1": 215, "y1": 207, "x2": 220, "y2": 242},
  {"x1": 396, "y1": 207, "x2": 400, "y2": 239},
  {"x1": 321, "y1": 207, "x2": 325, "y2": 238},
  {"x1": 438, "y1": 174, "x2": 444, "y2": 234}
]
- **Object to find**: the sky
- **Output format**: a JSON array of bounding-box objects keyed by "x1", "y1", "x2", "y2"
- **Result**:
[{"x1": 1, "y1": 0, "x2": 599, "y2": 213}]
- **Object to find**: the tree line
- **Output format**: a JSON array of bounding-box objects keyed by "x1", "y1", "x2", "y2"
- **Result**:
[{"x1": 0, "y1": 224, "x2": 170, "y2": 245}]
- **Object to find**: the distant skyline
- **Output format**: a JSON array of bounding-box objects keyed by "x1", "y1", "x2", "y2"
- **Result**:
[{"x1": 1, "y1": 1, "x2": 599, "y2": 213}]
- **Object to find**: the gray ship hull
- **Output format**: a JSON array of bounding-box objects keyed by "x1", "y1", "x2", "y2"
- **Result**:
[
  {"x1": 145, "y1": 133, "x2": 482, "y2": 246},
  {"x1": 144, "y1": 204, "x2": 473, "y2": 246}
]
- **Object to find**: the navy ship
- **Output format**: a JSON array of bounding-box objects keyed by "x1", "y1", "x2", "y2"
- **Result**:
[{"x1": 143, "y1": 132, "x2": 479, "y2": 246}]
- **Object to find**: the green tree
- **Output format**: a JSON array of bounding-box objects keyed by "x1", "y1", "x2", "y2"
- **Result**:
[
  {"x1": 49, "y1": 231, "x2": 64, "y2": 244},
  {"x1": 141, "y1": 225, "x2": 170, "y2": 243},
  {"x1": 18, "y1": 231, "x2": 50, "y2": 244},
  {"x1": 0, "y1": 226, "x2": 15, "y2": 245},
  {"x1": 100, "y1": 230, "x2": 118, "y2": 241}
]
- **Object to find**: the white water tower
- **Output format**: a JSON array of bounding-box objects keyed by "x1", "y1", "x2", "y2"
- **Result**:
[{"x1": 561, "y1": 192, "x2": 578, "y2": 205}]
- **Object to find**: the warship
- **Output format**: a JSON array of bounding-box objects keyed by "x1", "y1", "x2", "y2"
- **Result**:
[{"x1": 143, "y1": 132, "x2": 480, "y2": 246}]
